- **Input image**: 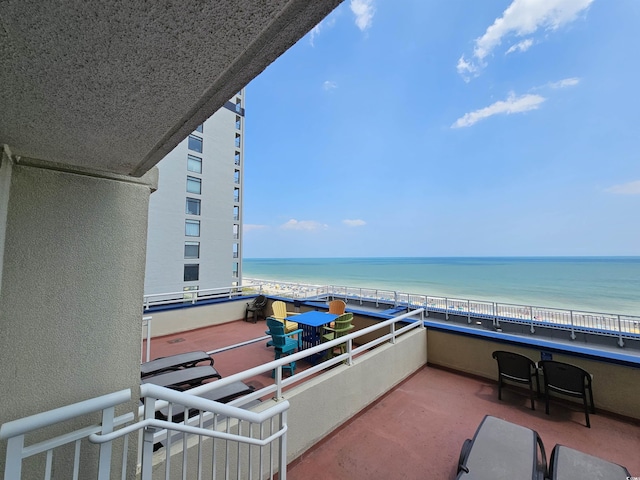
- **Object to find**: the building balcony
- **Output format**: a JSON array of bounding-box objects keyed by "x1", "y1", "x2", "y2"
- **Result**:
[{"x1": 4, "y1": 288, "x2": 638, "y2": 479}]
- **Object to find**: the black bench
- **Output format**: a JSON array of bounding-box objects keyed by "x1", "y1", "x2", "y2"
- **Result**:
[
  {"x1": 141, "y1": 365, "x2": 221, "y2": 390},
  {"x1": 141, "y1": 351, "x2": 214, "y2": 377},
  {"x1": 155, "y1": 381, "x2": 256, "y2": 423}
]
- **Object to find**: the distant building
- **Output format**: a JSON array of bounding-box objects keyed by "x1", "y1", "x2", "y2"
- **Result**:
[{"x1": 145, "y1": 90, "x2": 245, "y2": 296}]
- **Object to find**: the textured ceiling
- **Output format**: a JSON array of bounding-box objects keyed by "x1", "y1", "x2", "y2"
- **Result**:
[{"x1": 0, "y1": 0, "x2": 341, "y2": 176}]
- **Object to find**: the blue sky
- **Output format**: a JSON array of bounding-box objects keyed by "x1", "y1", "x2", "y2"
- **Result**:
[{"x1": 242, "y1": 0, "x2": 639, "y2": 258}]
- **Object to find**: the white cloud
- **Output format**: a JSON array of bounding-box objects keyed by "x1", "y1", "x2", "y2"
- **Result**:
[
  {"x1": 309, "y1": 24, "x2": 322, "y2": 47},
  {"x1": 548, "y1": 77, "x2": 580, "y2": 88},
  {"x1": 281, "y1": 219, "x2": 329, "y2": 231},
  {"x1": 343, "y1": 219, "x2": 366, "y2": 227},
  {"x1": 459, "y1": 0, "x2": 593, "y2": 77},
  {"x1": 243, "y1": 224, "x2": 268, "y2": 232},
  {"x1": 605, "y1": 180, "x2": 640, "y2": 195},
  {"x1": 350, "y1": 0, "x2": 375, "y2": 31},
  {"x1": 506, "y1": 38, "x2": 534, "y2": 55},
  {"x1": 452, "y1": 92, "x2": 545, "y2": 128},
  {"x1": 309, "y1": 11, "x2": 339, "y2": 46},
  {"x1": 323, "y1": 80, "x2": 338, "y2": 91}
]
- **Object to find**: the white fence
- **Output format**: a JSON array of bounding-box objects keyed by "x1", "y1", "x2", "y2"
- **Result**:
[{"x1": 2, "y1": 310, "x2": 424, "y2": 479}]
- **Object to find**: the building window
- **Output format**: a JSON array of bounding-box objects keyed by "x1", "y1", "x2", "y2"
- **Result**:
[
  {"x1": 232, "y1": 263, "x2": 239, "y2": 278},
  {"x1": 233, "y1": 188, "x2": 240, "y2": 203},
  {"x1": 233, "y1": 224, "x2": 239, "y2": 239},
  {"x1": 234, "y1": 151, "x2": 241, "y2": 166},
  {"x1": 184, "y1": 264, "x2": 199, "y2": 282},
  {"x1": 233, "y1": 206, "x2": 239, "y2": 221},
  {"x1": 233, "y1": 243, "x2": 239, "y2": 258},
  {"x1": 187, "y1": 176, "x2": 201, "y2": 194},
  {"x1": 235, "y1": 134, "x2": 241, "y2": 148},
  {"x1": 188, "y1": 135, "x2": 202, "y2": 153},
  {"x1": 235, "y1": 116, "x2": 241, "y2": 130},
  {"x1": 183, "y1": 285, "x2": 198, "y2": 301},
  {"x1": 187, "y1": 154, "x2": 202, "y2": 173},
  {"x1": 234, "y1": 170, "x2": 240, "y2": 184},
  {"x1": 235, "y1": 98, "x2": 242, "y2": 113},
  {"x1": 184, "y1": 241, "x2": 200, "y2": 259},
  {"x1": 195, "y1": 124, "x2": 203, "y2": 133},
  {"x1": 185, "y1": 220, "x2": 200, "y2": 236},
  {"x1": 186, "y1": 197, "x2": 201, "y2": 215}
]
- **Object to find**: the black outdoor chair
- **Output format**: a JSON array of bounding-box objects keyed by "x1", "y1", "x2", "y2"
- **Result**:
[
  {"x1": 244, "y1": 295, "x2": 267, "y2": 323},
  {"x1": 492, "y1": 350, "x2": 540, "y2": 410},
  {"x1": 538, "y1": 360, "x2": 595, "y2": 428}
]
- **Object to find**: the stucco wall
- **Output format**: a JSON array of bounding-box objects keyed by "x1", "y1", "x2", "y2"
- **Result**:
[
  {"x1": 426, "y1": 328, "x2": 640, "y2": 419},
  {"x1": 0, "y1": 162, "x2": 156, "y2": 477},
  {"x1": 145, "y1": 299, "x2": 249, "y2": 337}
]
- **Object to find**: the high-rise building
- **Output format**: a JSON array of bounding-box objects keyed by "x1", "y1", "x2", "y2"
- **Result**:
[{"x1": 144, "y1": 90, "x2": 245, "y2": 296}]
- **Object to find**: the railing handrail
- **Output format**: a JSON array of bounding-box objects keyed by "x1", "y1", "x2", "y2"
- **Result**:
[
  {"x1": 139, "y1": 309, "x2": 425, "y2": 416},
  {"x1": 0, "y1": 389, "x2": 132, "y2": 440}
]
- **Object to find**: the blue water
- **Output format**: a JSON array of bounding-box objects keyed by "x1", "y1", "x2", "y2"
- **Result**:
[{"x1": 243, "y1": 257, "x2": 640, "y2": 316}]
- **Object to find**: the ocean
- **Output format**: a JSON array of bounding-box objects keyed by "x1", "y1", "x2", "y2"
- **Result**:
[{"x1": 242, "y1": 257, "x2": 640, "y2": 316}]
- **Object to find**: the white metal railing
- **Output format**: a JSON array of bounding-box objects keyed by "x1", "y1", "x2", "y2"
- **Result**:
[
  {"x1": 143, "y1": 285, "x2": 247, "y2": 310},
  {"x1": 238, "y1": 278, "x2": 639, "y2": 346},
  {"x1": 3, "y1": 310, "x2": 424, "y2": 479}
]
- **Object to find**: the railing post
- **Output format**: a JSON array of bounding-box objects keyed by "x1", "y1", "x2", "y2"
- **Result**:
[
  {"x1": 467, "y1": 300, "x2": 471, "y2": 324},
  {"x1": 4, "y1": 435, "x2": 24, "y2": 479},
  {"x1": 97, "y1": 406, "x2": 115, "y2": 480},
  {"x1": 278, "y1": 410, "x2": 288, "y2": 480},
  {"x1": 274, "y1": 367, "x2": 283, "y2": 401},
  {"x1": 141, "y1": 397, "x2": 158, "y2": 480},
  {"x1": 390, "y1": 322, "x2": 396, "y2": 344},
  {"x1": 445, "y1": 297, "x2": 449, "y2": 320},
  {"x1": 617, "y1": 315, "x2": 625, "y2": 347},
  {"x1": 569, "y1": 310, "x2": 576, "y2": 340},
  {"x1": 346, "y1": 339, "x2": 353, "y2": 366}
]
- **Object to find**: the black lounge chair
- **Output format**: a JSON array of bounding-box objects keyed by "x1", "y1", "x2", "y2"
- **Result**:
[
  {"x1": 155, "y1": 381, "x2": 256, "y2": 423},
  {"x1": 141, "y1": 365, "x2": 221, "y2": 391},
  {"x1": 456, "y1": 415, "x2": 547, "y2": 479},
  {"x1": 492, "y1": 350, "x2": 540, "y2": 410},
  {"x1": 141, "y1": 351, "x2": 214, "y2": 378},
  {"x1": 548, "y1": 444, "x2": 631, "y2": 479},
  {"x1": 538, "y1": 360, "x2": 595, "y2": 428},
  {"x1": 244, "y1": 294, "x2": 267, "y2": 323}
]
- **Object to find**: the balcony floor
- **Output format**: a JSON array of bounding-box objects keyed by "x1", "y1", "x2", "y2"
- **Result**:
[{"x1": 146, "y1": 320, "x2": 640, "y2": 479}]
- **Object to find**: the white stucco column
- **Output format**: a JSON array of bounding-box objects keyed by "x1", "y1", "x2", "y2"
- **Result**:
[{"x1": 0, "y1": 150, "x2": 158, "y2": 476}]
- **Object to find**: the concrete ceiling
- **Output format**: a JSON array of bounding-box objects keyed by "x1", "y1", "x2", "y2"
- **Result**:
[{"x1": 0, "y1": 0, "x2": 341, "y2": 177}]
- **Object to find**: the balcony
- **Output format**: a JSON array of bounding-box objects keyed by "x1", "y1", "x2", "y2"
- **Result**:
[{"x1": 4, "y1": 288, "x2": 639, "y2": 479}]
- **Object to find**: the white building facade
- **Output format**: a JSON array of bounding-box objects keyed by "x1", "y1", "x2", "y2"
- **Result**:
[{"x1": 145, "y1": 91, "x2": 245, "y2": 296}]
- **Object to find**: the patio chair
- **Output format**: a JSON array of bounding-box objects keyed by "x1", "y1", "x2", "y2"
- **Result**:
[
  {"x1": 492, "y1": 350, "x2": 540, "y2": 410},
  {"x1": 322, "y1": 312, "x2": 354, "y2": 359},
  {"x1": 547, "y1": 444, "x2": 630, "y2": 479},
  {"x1": 266, "y1": 317, "x2": 302, "y2": 376},
  {"x1": 271, "y1": 300, "x2": 299, "y2": 333},
  {"x1": 327, "y1": 299, "x2": 346, "y2": 328},
  {"x1": 538, "y1": 360, "x2": 595, "y2": 428},
  {"x1": 244, "y1": 294, "x2": 267, "y2": 323},
  {"x1": 328, "y1": 299, "x2": 346, "y2": 315}
]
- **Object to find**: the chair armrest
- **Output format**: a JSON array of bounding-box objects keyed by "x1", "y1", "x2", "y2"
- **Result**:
[
  {"x1": 322, "y1": 326, "x2": 337, "y2": 334},
  {"x1": 285, "y1": 311, "x2": 299, "y2": 316},
  {"x1": 285, "y1": 329, "x2": 303, "y2": 338}
]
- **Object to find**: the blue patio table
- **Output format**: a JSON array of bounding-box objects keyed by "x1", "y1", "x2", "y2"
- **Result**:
[{"x1": 287, "y1": 311, "x2": 338, "y2": 352}]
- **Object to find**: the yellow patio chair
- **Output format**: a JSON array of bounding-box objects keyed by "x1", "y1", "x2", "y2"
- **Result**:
[{"x1": 271, "y1": 300, "x2": 299, "y2": 333}]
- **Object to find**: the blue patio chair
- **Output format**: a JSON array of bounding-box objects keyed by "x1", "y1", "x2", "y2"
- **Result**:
[{"x1": 266, "y1": 317, "x2": 302, "y2": 376}]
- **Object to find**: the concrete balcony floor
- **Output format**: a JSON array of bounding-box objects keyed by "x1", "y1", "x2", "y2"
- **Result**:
[{"x1": 146, "y1": 319, "x2": 640, "y2": 479}]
